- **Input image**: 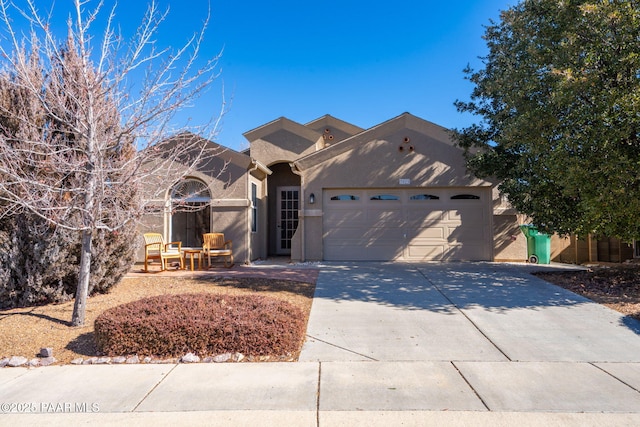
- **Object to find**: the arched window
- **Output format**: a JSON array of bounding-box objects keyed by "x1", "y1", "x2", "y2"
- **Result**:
[
  {"x1": 330, "y1": 194, "x2": 360, "y2": 201},
  {"x1": 370, "y1": 194, "x2": 399, "y2": 201},
  {"x1": 170, "y1": 179, "x2": 210, "y2": 247},
  {"x1": 451, "y1": 194, "x2": 480, "y2": 200},
  {"x1": 410, "y1": 194, "x2": 440, "y2": 200}
]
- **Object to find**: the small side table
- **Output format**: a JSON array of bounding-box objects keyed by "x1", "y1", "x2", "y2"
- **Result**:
[{"x1": 183, "y1": 249, "x2": 204, "y2": 271}]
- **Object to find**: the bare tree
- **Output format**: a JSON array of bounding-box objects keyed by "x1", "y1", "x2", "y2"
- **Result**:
[{"x1": 0, "y1": 0, "x2": 224, "y2": 326}]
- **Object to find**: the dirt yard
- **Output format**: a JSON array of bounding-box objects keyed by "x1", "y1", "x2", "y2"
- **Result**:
[
  {"x1": 535, "y1": 264, "x2": 640, "y2": 321},
  {"x1": 0, "y1": 273, "x2": 316, "y2": 364}
]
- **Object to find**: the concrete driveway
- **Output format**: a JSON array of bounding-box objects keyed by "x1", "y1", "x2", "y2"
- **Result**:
[
  {"x1": 299, "y1": 262, "x2": 640, "y2": 415},
  {"x1": 300, "y1": 262, "x2": 640, "y2": 363}
]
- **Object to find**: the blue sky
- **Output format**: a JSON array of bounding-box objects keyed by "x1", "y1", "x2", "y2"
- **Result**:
[{"x1": 7, "y1": 0, "x2": 515, "y2": 151}]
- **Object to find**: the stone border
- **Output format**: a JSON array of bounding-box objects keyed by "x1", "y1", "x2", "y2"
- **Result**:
[{"x1": 1, "y1": 351, "x2": 298, "y2": 367}]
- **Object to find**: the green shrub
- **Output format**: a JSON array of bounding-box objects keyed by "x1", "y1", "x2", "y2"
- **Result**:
[{"x1": 94, "y1": 293, "x2": 307, "y2": 358}]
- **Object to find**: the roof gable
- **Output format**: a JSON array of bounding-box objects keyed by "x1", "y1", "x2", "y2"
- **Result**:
[
  {"x1": 243, "y1": 117, "x2": 320, "y2": 144},
  {"x1": 243, "y1": 117, "x2": 324, "y2": 166},
  {"x1": 292, "y1": 113, "x2": 493, "y2": 187},
  {"x1": 304, "y1": 115, "x2": 364, "y2": 144},
  {"x1": 164, "y1": 131, "x2": 252, "y2": 170},
  {"x1": 294, "y1": 113, "x2": 453, "y2": 170}
]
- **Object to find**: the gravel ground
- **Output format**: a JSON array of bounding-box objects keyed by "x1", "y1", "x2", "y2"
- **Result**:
[
  {"x1": 0, "y1": 271, "x2": 316, "y2": 364},
  {"x1": 535, "y1": 263, "x2": 640, "y2": 321}
]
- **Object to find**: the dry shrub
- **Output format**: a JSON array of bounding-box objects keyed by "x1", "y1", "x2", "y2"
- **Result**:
[{"x1": 94, "y1": 293, "x2": 306, "y2": 358}]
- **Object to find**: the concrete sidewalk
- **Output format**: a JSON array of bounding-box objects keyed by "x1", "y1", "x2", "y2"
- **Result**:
[
  {"x1": 2, "y1": 362, "x2": 640, "y2": 426},
  {"x1": 2, "y1": 262, "x2": 640, "y2": 426}
]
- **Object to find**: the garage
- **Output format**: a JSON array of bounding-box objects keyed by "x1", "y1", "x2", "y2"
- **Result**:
[{"x1": 323, "y1": 188, "x2": 492, "y2": 261}]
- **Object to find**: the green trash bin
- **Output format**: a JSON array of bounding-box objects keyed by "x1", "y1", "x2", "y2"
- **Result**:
[{"x1": 520, "y1": 225, "x2": 551, "y2": 264}]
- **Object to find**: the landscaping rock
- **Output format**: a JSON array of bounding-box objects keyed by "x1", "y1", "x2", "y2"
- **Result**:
[
  {"x1": 112, "y1": 356, "x2": 126, "y2": 364},
  {"x1": 7, "y1": 356, "x2": 28, "y2": 367},
  {"x1": 71, "y1": 358, "x2": 84, "y2": 365},
  {"x1": 28, "y1": 358, "x2": 40, "y2": 367},
  {"x1": 0, "y1": 358, "x2": 9, "y2": 367},
  {"x1": 212, "y1": 353, "x2": 232, "y2": 363},
  {"x1": 143, "y1": 356, "x2": 152, "y2": 363},
  {"x1": 202, "y1": 356, "x2": 214, "y2": 363},
  {"x1": 180, "y1": 353, "x2": 200, "y2": 363},
  {"x1": 39, "y1": 348, "x2": 54, "y2": 358},
  {"x1": 95, "y1": 357, "x2": 111, "y2": 364},
  {"x1": 125, "y1": 355, "x2": 139, "y2": 364},
  {"x1": 82, "y1": 357, "x2": 98, "y2": 365},
  {"x1": 39, "y1": 357, "x2": 57, "y2": 367},
  {"x1": 233, "y1": 352, "x2": 245, "y2": 362}
]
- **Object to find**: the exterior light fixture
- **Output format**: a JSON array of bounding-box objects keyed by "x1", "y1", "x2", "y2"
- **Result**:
[{"x1": 309, "y1": 193, "x2": 315, "y2": 204}]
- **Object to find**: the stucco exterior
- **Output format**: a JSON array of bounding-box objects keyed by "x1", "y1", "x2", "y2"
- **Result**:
[
  {"x1": 138, "y1": 132, "x2": 270, "y2": 265},
  {"x1": 140, "y1": 113, "x2": 634, "y2": 266}
]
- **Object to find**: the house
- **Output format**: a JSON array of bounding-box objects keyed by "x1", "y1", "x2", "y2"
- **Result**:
[
  {"x1": 139, "y1": 112, "x2": 526, "y2": 264},
  {"x1": 140, "y1": 112, "x2": 633, "y2": 265}
]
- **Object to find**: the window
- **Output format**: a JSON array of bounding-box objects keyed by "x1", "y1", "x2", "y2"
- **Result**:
[
  {"x1": 330, "y1": 194, "x2": 360, "y2": 201},
  {"x1": 370, "y1": 194, "x2": 399, "y2": 201},
  {"x1": 251, "y1": 183, "x2": 258, "y2": 232},
  {"x1": 451, "y1": 194, "x2": 480, "y2": 200},
  {"x1": 170, "y1": 179, "x2": 210, "y2": 247},
  {"x1": 410, "y1": 194, "x2": 440, "y2": 200}
]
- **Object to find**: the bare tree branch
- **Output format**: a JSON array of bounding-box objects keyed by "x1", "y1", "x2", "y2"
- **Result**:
[{"x1": 0, "y1": 0, "x2": 225, "y2": 325}]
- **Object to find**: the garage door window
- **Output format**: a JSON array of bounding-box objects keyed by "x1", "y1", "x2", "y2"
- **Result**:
[
  {"x1": 370, "y1": 194, "x2": 399, "y2": 201},
  {"x1": 410, "y1": 194, "x2": 440, "y2": 200},
  {"x1": 331, "y1": 195, "x2": 360, "y2": 201},
  {"x1": 451, "y1": 194, "x2": 480, "y2": 200}
]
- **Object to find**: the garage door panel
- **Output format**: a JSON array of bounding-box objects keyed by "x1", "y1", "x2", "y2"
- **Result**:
[
  {"x1": 406, "y1": 209, "x2": 445, "y2": 224},
  {"x1": 362, "y1": 244, "x2": 402, "y2": 260},
  {"x1": 413, "y1": 227, "x2": 445, "y2": 239},
  {"x1": 407, "y1": 244, "x2": 445, "y2": 259},
  {"x1": 447, "y1": 207, "x2": 483, "y2": 222},
  {"x1": 367, "y1": 209, "x2": 403, "y2": 223},
  {"x1": 365, "y1": 228, "x2": 405, "y2": 240},
  {"x1": 325, "y1": 210, "x2": 364, "y2": 224},
  {"x1": 323, "y1": 188, "x2": 491, "y2": 261},
  {"x1": 325, "y1": 228, "x2": 368, "y2": 240},
  {"x1": 325, "y1": 242, "x2": 402, "y2": 261}
]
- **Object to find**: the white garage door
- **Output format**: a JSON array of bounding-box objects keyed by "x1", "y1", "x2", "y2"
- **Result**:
[{"x1": 323, "y1": 188, "x2": 492, "y2": 261}]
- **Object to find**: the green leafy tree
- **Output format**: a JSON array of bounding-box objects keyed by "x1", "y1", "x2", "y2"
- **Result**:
[{"x1": 454, "y1": 0, "x2": 640, "y2": 240}]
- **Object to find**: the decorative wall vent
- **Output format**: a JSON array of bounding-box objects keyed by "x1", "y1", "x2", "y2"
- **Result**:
[{"x1": 399, "y1": 136, "x2": 414, "y2": 153}]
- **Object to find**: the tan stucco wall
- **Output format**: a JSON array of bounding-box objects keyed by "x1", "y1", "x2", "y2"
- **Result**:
[
  {"x1": 302, "y1": 130, "x2": 491, "y2": 195},
  {"x1": 294, "y1": 124, "x2": 496, "y2": 261},
  {"x1": 210, "y1": 204, "x2": 249, "y2": 264},
  {"x1": 251, "y1": 130, "x2": 320, "y2": 166},
  {"x1": 249, "y1": 176, "x2": 268, "y2": 261},
  {"x1": 493, "y1": 214, "x2": 527, "y2": 261},
  {"x1": 137, "y1": 142, "x2": 259, "y2": 264}
]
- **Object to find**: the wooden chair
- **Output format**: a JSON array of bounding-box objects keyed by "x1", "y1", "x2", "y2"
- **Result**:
[
  {"x1": 143, "y1": 233, "x2": 184, "y2": 272},
  {"x1": 202, "y1": 233, "x2": 233, "y2": 268}
]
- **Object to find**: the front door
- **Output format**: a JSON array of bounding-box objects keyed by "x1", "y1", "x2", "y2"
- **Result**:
[{"x1": 276, "y1": 186, "x2": 300, "y2": 255}]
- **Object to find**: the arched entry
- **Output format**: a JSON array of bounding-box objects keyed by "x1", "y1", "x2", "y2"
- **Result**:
[
  {"x1": 170, "y1": 178, "x2": 211, "y2": 247},
  {"x1": 268, "y1": 163, "x2": 300, "y2": 256}
]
